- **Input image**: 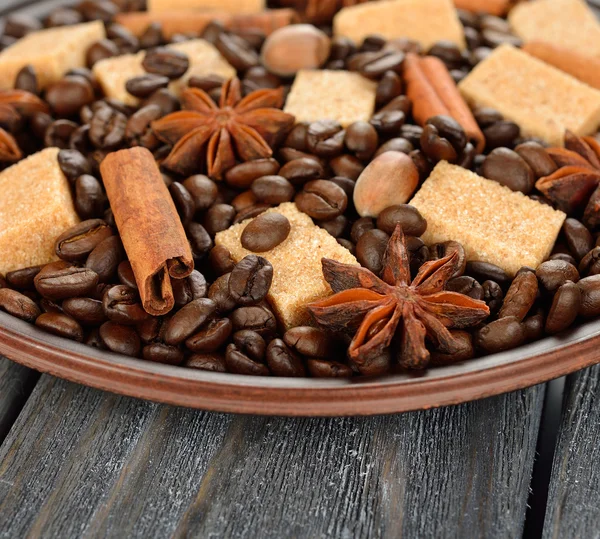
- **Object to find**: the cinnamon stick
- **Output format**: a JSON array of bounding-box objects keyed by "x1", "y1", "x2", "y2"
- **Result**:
[
  {"x1": 523, "y1": 41, "x2": 600, "y2": 91},
  {"x1": 453, "y1": 0, "x2": 511, "y2": 16},
  {"x1": 404, "y1": 53, "x2": 485, "y2": 153},
  {"x1": 100, "y1": 147, "x2": 194, "y2": 316}
]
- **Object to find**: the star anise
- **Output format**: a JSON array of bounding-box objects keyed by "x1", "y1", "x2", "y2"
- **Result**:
[
  {"x1": 152, "y1": 77, "x2": 295, "y2": 179},
  {"x1": 308, "y1": 226, "x2": 490, "y2": 370},
  {"x1": 536, "y1": 130, "x2": 600, "y2": 228}
]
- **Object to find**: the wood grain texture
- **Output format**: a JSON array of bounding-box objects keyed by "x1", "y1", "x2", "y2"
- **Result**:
[
  {"x1": 0, "y1": 358, "x2": 38, "y2": 445},
  {"x1": 0, "y1": 375, "x2": 544, "y2": 538},
  {"x1": 542, "y1": 365, "x2": 600, "y2": 539}
]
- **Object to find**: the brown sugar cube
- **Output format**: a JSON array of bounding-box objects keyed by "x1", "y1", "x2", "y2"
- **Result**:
[
  {"x1": 148, "y1": 0, "x2": 264, "y2": 14},
  {"x1": 333, "y1": 0, "x2": 465, "y2": 49},
  {"x1": 0, "y1": 148, "x2": 80, "y2": 274},
  {"x1": 215, "y1": 202, "x2": 359, "y2": 329},
  {"x1": 93, "y1": 39, "x2": 236, "y2": 106},
  {"x1": 0, "y1": 21, "x2": 105, "y2": 91},
  {"x1": 284, "y1": 70, "x2": 377, "y2": 127},
  {"x1": 459, "y1": 44, "x2": 600, "y2": 146},
  {"x1": 509, "y1": 0, "x2": 600, "y2": 57},
  {"x1": 409, "y1": 161, "x2": 566, "y2": 276}
]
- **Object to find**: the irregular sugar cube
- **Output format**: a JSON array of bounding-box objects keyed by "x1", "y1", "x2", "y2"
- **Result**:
[
  {"x1": 215, "y1": 202, "x2": 359, "y2": 329},
  {"x1": 333, "y1": 0, "x2": 465, "y2": 49},
  {"x1": 148, "y1": 0, "x2": 264, "y2": 14},
  {"x1": 284, "y1": 70, "x2": 377, "y2": 127},
  {"x1": 93, "y1": 39, "x2": 236, "y2": 106},
  {"x1": 509, "y1": 0, "x2": 600, "y2": 57},
  {"x1": 0, "y1": 21, "x2": 105, "y2": 90},
  {"x1": 409, "y1": 161, "x2": 566, "y2": 276},
  {"x1": 458, "y1": 44, "x2": 600, "y2": 146},
  {"x1": 0, "y1": 148, "x2": 80, "y2": 274}
]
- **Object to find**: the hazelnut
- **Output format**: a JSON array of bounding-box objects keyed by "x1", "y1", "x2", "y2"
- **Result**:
[
  {"x1": 353, "y1": 151, "x2": 419, "y2": 217},
  {"x1": 261, "y1": 24, "x2": 331, "y2": 78}
]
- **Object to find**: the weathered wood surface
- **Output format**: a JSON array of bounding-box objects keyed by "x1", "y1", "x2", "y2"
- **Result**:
[
  {"x1": 0, "y1": 375, "x2": 544, "y2": 539},
  {"x1": 542, "y1": 364, "x2": 600, "y2": 539},
  {"x1": 0, "y1": 358, "x2": 38, "y2": 445}
]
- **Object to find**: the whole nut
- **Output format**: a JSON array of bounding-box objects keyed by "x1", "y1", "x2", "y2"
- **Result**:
[
  {"x1": 261, "y1": 24, "x2": 331, "y2": 78},
  {"x1": 353, "y1": 151, "x2": 419, "y2": 217}
]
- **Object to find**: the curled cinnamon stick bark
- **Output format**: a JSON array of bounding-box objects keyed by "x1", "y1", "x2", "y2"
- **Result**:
[
  {"x1": 100, "y1": 147, "x2": 194, "y2": 316},
  {"x1": 404, "y1": 53, "x2": 485, "y2": 154}
]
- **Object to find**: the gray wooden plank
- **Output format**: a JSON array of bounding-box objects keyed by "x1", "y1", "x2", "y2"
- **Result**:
[
  {"x1": 0, "y1": 357, "x2": 38, "y2": 445},
  {"x1": 542, "y1": 365, "x2": 600, "y2": 539},
  {"x1": 0, "y1": 375, "x2": 544, "y2": 539}
]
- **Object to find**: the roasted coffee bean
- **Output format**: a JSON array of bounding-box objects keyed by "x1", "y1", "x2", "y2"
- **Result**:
[
  {"x1": 295, "y1": 180, "x2": 347, "y2": 220},
  {"x1": 427, "y1": 241, "x2": 466, "y2": 278},
  {"x1": 225, "y1": 344, "x2": 270, "y2": 375},
  {"x1": 241, "y1": 213, "x2": 291, "y2": 252},
  {"x1": 117, "y1": 260, "x2": 137, "y2": 288},
  {"x1": 34, "y1": 264, "x2": 99, "y2": 301},
  {"x1": 125, "y1": 104, "x2": 162, "y2": 149},
  {"x1": 224, "y1": 158, "x2": 280, "y2": 189},
  {"x1": 136, "y1": 316, "x2": 164, "y2": 344},
  {"x1": 0, "y1": 288, "x2": 41, "y2": 322},
  {"x1": 75, "y1": 174, "x2": 105, "y2": 219},
  {"x1": 86, "y1": 39, "x2": 120, "y2": 67},
  {"x1": 142, "y1": 47, "x2": 189, "y2": 78},
  {"x1": 46, "y1": 76, "x2": 95, "y2": 117},
  {"x1": 521, "y1": 308, "x2": 545, "y2": 342},
  {"x1": 183, "y1": 175, "x2": 218, "y2": 210},
  {"x1": 185, "y1": 353, "x2": 227, "y2": 372},
  {"x1": 3, "y1": 14, "x2": 42, "y2": 38},
  {"x1": 330, "y1": 155, "x2": 364, "y2": 181},
  {"x1": 173, "y1": 271, "x2": 208, "y2": 307},
  {"x1": 0, "y1": 274, "x2": 6, "y2": 289},
  {"x1": 481, "y1": 28, "x2": 522, "y2": 48},
  {"x1": 84, "y1": 328, "x2": 105, "y2": 349},
  {"x1": 351, "y1": 217, "x2": 375, "y2": 243},
  {"x1": 143, "y1": 343, "x2": 184, "y2": 365},
  {"x1": 283, "y1": 124, "x2": 308, "y2": 152},
  {"x1": 85, "y1": 235, "x2": 124, "y2": 283},
  {"x1": 6, "y1": 266, "x2": 42, "y2": 290},
  {"x1": 381, "y1": 95, "x2": 412, "y2": 116},
  {"x1": 376, "y1": 71, "x2": 403, "y2": 106},
  {"x1": 482, "y1": 280, "x2": 504, "y2": 315},
  {"x1": 283, "y1": 326, "x2": 334, "y2": 358},
  {"x1": 578, "y1": 275, "x2": 600, "y2": 317},
  {"x1": 376, "y1": 204, "x2": 427, "y2": 236},
  {"x1": 40, "y1": 298, "x2": 63, "y2": 314},
  {"x1": 474, "y1": 316, "x2": 526, "y2": 354},
  {"x1": 89, "y1": 104, "x2": 127, "y2": 150},
  {"x1": 185, "y1": 317, "x2": 232, "y2": 353},
  {"x1": 356, "y1": 229, "x2": 389, "y2": 275},
  {"x1": 318, "y1": 215, "x2": 347, "y2": 238},
  {"x1": 216, "y1": 32, "x2": 259, "y2": 72},
  {"x1": 232, "y1": 329, "x2": 266, "y2": 362},
  {"x1": 370, "y1": 110, "x2": 405, "y2": 136},
  {"x1": 348, "y1": 50, "x2": 405, "y2": 78},
  {"x1": 55, "y1": 219, "x2": 113, "y2": 261},
  {"x1": 428, "y1": 40, "x2": 465, "y2": 69},
  {"x1": 142, "y1": 88, "x2": 179, "y2": 116},
  {"x1": 498, "y1": 270, "x2": 538, "y2": 321},
  {"x1": 430, "y1": 330, "x2": 474, "y2": 365},
  {"x1": 481, "y1": 148, "x2": 535, "y2": 193},
  {"x1": 58, "y1": 149, "x2": 92, "y2": 181},
  {"x1": 203, "y1": 204, "x2": 235, "y2": 236},
  {"x1": 187, "y1": 222, "x2": 214, "y2": 259},
  {"x1": 514, "y1": 141, "x2": 557, "y2": 179},
  {"x1": 307, "y1": 359, "x2": 353, "y2": 378},
  {"x1": 266, "y1": 339, "x2": 306, "y2": 377},
  {"x1": 209, "y1": 245, "x2": 236, "y2": 276},
  {"x1": 466, "y1": 261, "x2": 510, "y2": 285},
  {"x1": 546, "y1": 281, "x2": 581, "y2": 334},
  {"x1": 45, "y1": 119, "x2": 79, "y2": 149},
  {"x1": 138, "y1": 21, "x2": 164, "y2": 48},
  {"x1": 279, "y1": 157, "x2": 324, "y2": 185},
  {"x1": 345, "y1": 121, "x2": 379, "y2": 161},
  {"x1": 579, "y1": 247, "x2": 600, "y2": 276},
  {"x1": 306, "y1": 120, "x2": 345, "y2": 157},
  {"x1": 446, "y1": 276, "x2": 484, "y2": 300},
  {"x1": 15, "y1": 65, "x2": 38, "y2": 94},
  {"x1": 229, "y1": 255, "x2": 273, "y2": 306},
  {"x1": 126, "y1": 74, "x2": 170, "y2": 98},
  {"x1": 78, "y1": 0, "x2": 118, "y2": 22},
  {"x1": 483, "y1": 120, "x2": 520, "y2": 150},
  {"x1": 35, "y1": 312, "x2": 83, "y2": 342},
  {"x1": 473, "y1": 109, "x2": 503, "y2": 129},
  {"x1": 99, "y1": 321, "x2": 141, "y2": 357},
  {"x1": 251, "y1": 175, "x2": 295, "y2": 204},
  {"x1": 563, "y1": 218, "x2": 594, "y2": 261},
  {"x1": 164, "y1": 298, "x2": 217, "y2": 345},
  {"x1": 62, "y1": 297, "x2": 106, "y2": 325},
  {"x1": 243, "y1": 66, "x2": 281, "y2": 93},
  {"x1": 409, "y1": 149, "x2": 433, "y2": 181},
  {"x1": 103, "y1": 285, "x2": 149, "y2": 325},
  {"x1": 329, "y1": 176, "x2": 355, "y2": 199},
  {"x1": 169, "y1": 182, "x2": 195, "y2": 227},
  {"x1": 425, "y1": 115, "x2": 467, "y2": 153},
  {"x1": 67, "y1": 67, "x2": 99, "y2": 93},
  {"x1": 106, "y1": 23, "x2": 139, "y2": 54},
  {"x1": 536, "y1": 259, "x2": 580, "y2": 292},
  {"x1": 230, "y1": 305, "x2": 277, "y2": 337}
]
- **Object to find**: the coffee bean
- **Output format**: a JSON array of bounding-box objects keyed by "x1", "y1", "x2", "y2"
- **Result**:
[
  {"x1": 241, "y1": 213, "x2": 291, "y2": 252},
  {"x1": 430, "y1": 330, "x2": 474, "y2": 365},
  {"x1": 306, "y1": 120, "x2": 345, "y2": 158},
  {"x1": 514, "y1": 141, "x2": 557, "y2": 179},
  {"x1": 46, "y1": 76, "x2": 95, "y2": 117},
  {"x1": 251, "y1": 175, "x2": 295, "y2": 204},
  {"x1": 563, "y1": 218, "x2": 594, "y2": 261},
  {"x1": 45, "y1": 119, "x2": 78, "y2": 149},
  {"x1": 376, "y1": 204, "x2": 427, "y2": 236},
  {"x1": 481, "y1": 148, "x2": 535, "y2": 193},
  {"x1": 546, "y1": 281, "x2": 581, "y2": 334},
  {"x1": 187, "y1": 222, "x2": 213, "y2": 260},
  {"x1": 139, "y1": 22, "x2": 164, "y2": 49},
  {"x1": 370, "y1": 110, "x2": 405, "y2": 136},
  {"x1": 329, "y1": 155, "x2": 364, "y2": 181},
  {"x1": 209, "y1": 246, "x2": 236, "y2": 276},
  {"x1": 446, "y1": 276, "x2": 484, "y2": 300},
  {"x1": 243, "y1": 66, "x2": 281, "y2": 93},
  {"x1": 279, "y1": 157, "x2": 324, "y2": 185},
  {"x1": 137, "y1": 316, "x2": 164, "y2": 344},
  {"x1": 307, "y1": 359, "x2": 353, "y2": 377},
  {"x1": 230, "y1": 305, "x2": 276, "y2": 337},
  {"x1": 183, "y1": 175, "x2": 218, "y2": 211},
  {"x1": 185, "y1": 317, "x2": 232, "y2": 353},
  {"x1": 35, "y1": 312, "x2": 83, "y2": 342},
  {"x1": 225, "y1": 343, "x2": 270, "y2": 375},
  {"x1": 86, "y1": 39, "x2": 119, "y2": 67},
  {"x1": 62, "y1": 297, "x2": 106, "y2": 325},
  {"x1": 345, "y1": 121, "x2": 379, "y2": 161},
  {"x1": 474, "y1": 316, "x2": 526, "y2": 353},
  {"x1": 172, "y1": 270, "x2": 208, "y2": 306},
  {"x1": 349, "y1": 50, "x2": 405, "y2": 78},
  {"x1": 0, "y1": 274, "x2": 6, "y2": 289},
  {"x1": 578, "y1": 275, "x2": 600, "y2": 317},
  {"x1": 86, "y1": 235, "x2": 124, "y2": 283},
  {"x1": 143, "y1": 47, "x2": 189, "y2": 78},
  {"x1": 78, "y1": 0, "x2": 118, "y2": 23},
  {"x1": 481, "y1": 28, "x2": 522, "y2": 48},
  {"x1": 466, "y1": 261, "x2": 510, "y2": 285},
  {"x1": 232, "y1": 329, "x2": 266, "y2": 362},
  {"x1": 117, "y1": 260, "x2": 137, "y2": 289},
  {"x1": 0, "y1": 288, "x2": 41, "y2": 322},
  {"x1": 266, "y1": 339, "x2": 306, "y2": 377},
  {"x1": 185, "y1": 353, "x2": 227, "y2": 372},
  {"x1": 89, "y1": 103, "x2": 127, "y2": 150},
  {"x1": 579, "y1": 247, "x2": 600, "y2": 276},
  {"x1": 351, "y1": 217, "x2": 376, "y2": 243},
  {"x1": 216, "y1": 32, "x2": 259, "y2": 72},
  {"x1": 143, "y1": 343, "x2": 184, "y2": 365},
  {"x1": 295, "y1": 180, "x2": 347, "y2": 220},
  {"x1": 125, "y1": 104, "x2": 162, "y2": 149},
  {"x1": 34, "y1": 263, "x2": 99, "y2": 301},
  {"x1": 58, "y1": 149, "x2": 92, "y2": 181},
  {"x1": 15, "y1": 65, "x2": 38, "y2": 94},
  {"x1": 356, "y1": 229, "x2": 389, "y2": 275},
  {"x1": 318, "y1": 215, "x2": 347, "y2": 238},
  {"x1": 203, "y1": 204, "x2": 235, "y2": 236},
  {"x1": 126, "y1": 74, "x2": 170, "y2": 98},
  {"x1": 228, "y1": 255, "x2": 273, "y2": 306},
  {"x1": 426, "y1": 115, "x2": 467, "y2": 153},
  {"x1": 536, "y1": 259, "x2": 580, "y2": 292},
  {"x1": 482, "y1": 280, "x2": 504, "y2": 315},
  {"x1": 498, "y1": 270, "x2": 538, "y2": 321},
  {"x1": 103, "y1": 285, "x2": 149, "y2": 325},
  {"x1": 284, "y1": 124, "x2": 309, "y2": 151},
  {"x1": 75, "y1": 175, "x2": 105, "y2": 219},
  {"x1": 169, "y1": 182, "x2": 195, "y2": 227},
  {"x1": 283, "y1": 326, "x2": 334, "y2": 358},
  {"x1": 142, "y1": 88, "x2": 179, "y2": 116},
  {"x1": 3, "y1": 14, "x2": 42, "y2": 39},
  {"x1": 164, "y1": 298, "x2": 217, "y2": 345},
  {"x1": 6, "y1": 266, "x2": 42, "y2": 290},
  {"x1": 483, "y1": 120, "x2": 520, "y2": 150},
  {"x1": 99, "y1": 321, "x2": 141, "y2": 357},
  {"x1": 55, "y1": 219, "x2": 113, "y2": 262},
  {"x1": 376, "y1": 71, "x2": 403, "y2": 107}
]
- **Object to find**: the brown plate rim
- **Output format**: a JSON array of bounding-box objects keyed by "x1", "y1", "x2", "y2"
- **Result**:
[{"x1": 1, "y1": 311, "x2": 599, "y2": 416}]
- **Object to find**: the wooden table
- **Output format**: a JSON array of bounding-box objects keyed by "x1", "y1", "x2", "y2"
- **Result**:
[{"x1": 0, "y1": 357, "x2": 598, "y2": 538}]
